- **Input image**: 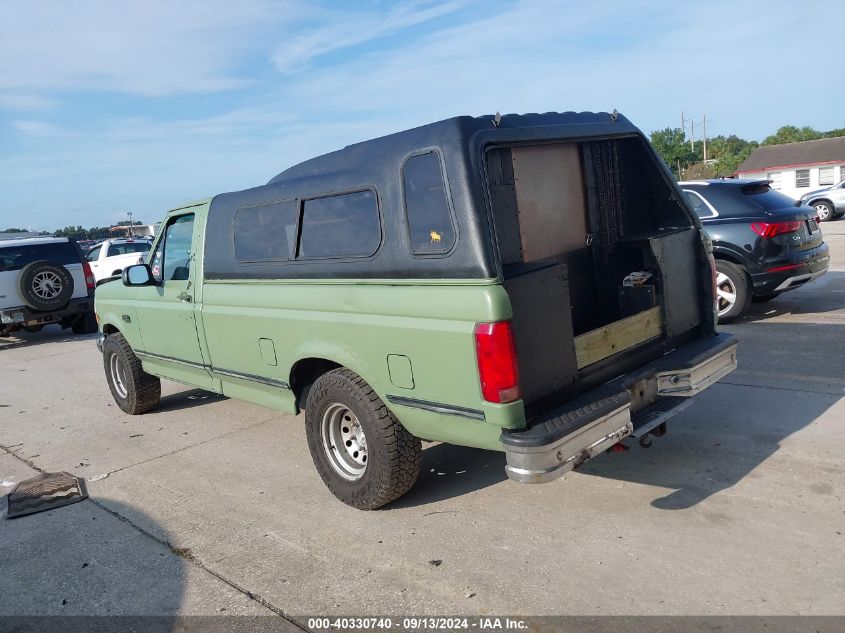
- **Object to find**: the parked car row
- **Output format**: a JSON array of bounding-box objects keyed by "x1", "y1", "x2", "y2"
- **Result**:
[{"x1": 0, "y1": 235, "x2": 155, "y2": 337}]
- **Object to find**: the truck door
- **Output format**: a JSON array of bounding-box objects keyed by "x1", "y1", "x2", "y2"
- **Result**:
[{"x1": 134, "y1": 212, "x2": 213, "y2": 389}]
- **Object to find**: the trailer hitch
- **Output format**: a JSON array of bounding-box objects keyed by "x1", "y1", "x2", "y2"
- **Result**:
[{"x1": 638, "y1": 422, "x2": 668, "y2": 449}]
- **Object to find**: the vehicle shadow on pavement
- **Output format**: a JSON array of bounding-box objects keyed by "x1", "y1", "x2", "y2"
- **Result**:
[
  {"x1": 156, "y1": 389, "x2": 227, "y2": 413},
  {"x1": 388, "y1": 443, "x2": 507, "y2": 509},
  {"x1": 0, "y1": 326, "x2": 98, "y2": 351},
  {"x1": 0, "y1": 497, "x2": 187, "y2": 617},
  {"x1": 578, "y1": 320, "x2": 845, "y2": 510},
  {"x1": 738, "y1": 271, "x2": 845, "y2": 323}
]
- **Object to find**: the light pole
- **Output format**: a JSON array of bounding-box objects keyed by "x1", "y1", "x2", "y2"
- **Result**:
[{"x1": 127, "y1": 211, "x2": 133, "y2": 237}]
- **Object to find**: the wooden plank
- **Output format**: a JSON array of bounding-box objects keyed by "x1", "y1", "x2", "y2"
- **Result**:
[{"x1": 575, "y1": 306, "x2": 662, "y2": 369}]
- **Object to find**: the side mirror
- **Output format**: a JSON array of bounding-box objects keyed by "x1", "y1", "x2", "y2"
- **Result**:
[{"x1": 122, "y1": 264, "x2": 156, "y2": 287}]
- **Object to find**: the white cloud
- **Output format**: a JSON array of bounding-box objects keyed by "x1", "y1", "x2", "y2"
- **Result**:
[
  {"x1": 270, "y1": 0, "x2": 465, "y2": 72},
  {"x1": 0, "y1": 0, "x2": 298, "y2": 96},
  {"x1": 0, "y1": 92, "x2": 56, "y2": 111},
  {"x1": 11, "y1": 119, "x2": 75, "y2": 138},
  {"x1": 279, "y1": 0, "x2": 843, "y2": 138}
]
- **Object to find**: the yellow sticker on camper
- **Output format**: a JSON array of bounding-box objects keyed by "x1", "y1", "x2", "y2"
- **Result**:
[{"x1": 430, "y1": 230, "x2": 442, "y2": 244}]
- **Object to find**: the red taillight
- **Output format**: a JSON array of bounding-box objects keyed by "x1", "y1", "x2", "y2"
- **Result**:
[
  {"x1": 750, "y1": 221, "x2": 801, "y2": 238},
  {"x1": 82, "y1": 261, "x2": 95, "y2": 289},
  {"x1": 474, "y1": 321, "x2": 520, "y2": 404},
  {"x1": 767, "y1": 263, "x2": 803, "y2": 273}
]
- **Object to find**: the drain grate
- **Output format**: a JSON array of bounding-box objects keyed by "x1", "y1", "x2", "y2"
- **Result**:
[{"x1": 5, "y1": 471, "x2": 88, "y2": 519}]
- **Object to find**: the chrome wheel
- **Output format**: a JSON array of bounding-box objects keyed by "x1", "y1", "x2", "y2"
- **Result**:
[
  {"x1": 814, "y1": 202, "x2": 832, "y2": 221},
  {"x1": 109, "y1": 353, "x2": 129, "y2": 399},
  {"x1": 32, "y1": 271, "x2": 63, "y2": 300},
  {"x1": 321, "y1": 403, "x2": 368, "y2": 481},
  {"x1": 716, "y1": 271, "x2": 737, "y2": 316}
]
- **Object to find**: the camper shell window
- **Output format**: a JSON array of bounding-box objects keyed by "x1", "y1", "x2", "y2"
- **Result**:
[
  {"x1": 234, "y1": 200, "x2": 298, "y2": 261},
  {"x1": 402, "y1": 151, "x2": 457, "y2": 256},
  {"x1": 299, "y1": 190, "x2": 381, "y2": 259}
]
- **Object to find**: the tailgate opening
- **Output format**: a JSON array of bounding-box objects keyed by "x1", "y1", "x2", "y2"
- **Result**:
[{"x1": 486, "y1": 136, "x2": 709, "y2": 406}]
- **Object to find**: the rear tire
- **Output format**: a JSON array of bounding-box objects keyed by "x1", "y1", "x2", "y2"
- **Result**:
[
  {"x1": 814, "y1": 201, "x2": 834, "y2": 222},
  {"x1": 305, "y1": 368, "x2": 421, "y2": 509},
  {"x1": 102, "y1": 333, "x2": 161, "y2": 414},
  {"x1": 715, "y1": 260, "x2": 751, "y2": 324}
]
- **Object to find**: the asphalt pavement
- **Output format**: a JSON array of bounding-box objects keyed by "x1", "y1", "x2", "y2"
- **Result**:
[{"x1": 2, "y1": 222, "x2": 844, "y2": 622}]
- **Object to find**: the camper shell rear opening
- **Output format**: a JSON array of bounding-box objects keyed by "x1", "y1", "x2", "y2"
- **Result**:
[{"x1": 483, "y1": 133, "x2": 736, "y2": 482}]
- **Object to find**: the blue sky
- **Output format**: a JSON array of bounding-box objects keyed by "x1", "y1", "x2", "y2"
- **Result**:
[{"x1": 1, "y1": 0, "x2": 842, "y2": 230}]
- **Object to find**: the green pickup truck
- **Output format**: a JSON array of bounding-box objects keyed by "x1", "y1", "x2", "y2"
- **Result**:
[{"x1": 95, "y1": 111, "x2": 737, "y2": 509}]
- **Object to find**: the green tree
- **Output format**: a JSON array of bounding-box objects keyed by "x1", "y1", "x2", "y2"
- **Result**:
[
  {"x1": 49, "y1": 219, "x2": 144, "y2": 240},
  {"x1": 649, "y1": 127, "x2": 699, "y2": 177},
  {"x1": 822, "y1": 128, "x2": 845, "y2": 139},
  {"x1": 55, "y1": 225, "x2": 86, "y2": 239},
  {"x1": 706, "y1": 134, "x2": 759, "y2": 175},
  {"x1": 763, "y1": 125, "x2": 822, "y2": 145}
]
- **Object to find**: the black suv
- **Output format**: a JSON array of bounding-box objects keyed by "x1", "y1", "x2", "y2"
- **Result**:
[{"x1": 680, "y1": 179, "x2": 830, "y2": 322}]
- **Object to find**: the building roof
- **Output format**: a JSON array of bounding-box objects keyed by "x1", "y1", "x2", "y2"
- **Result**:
[{"x1": 737, "y1": 136, "x2": 845, "y2": 173}]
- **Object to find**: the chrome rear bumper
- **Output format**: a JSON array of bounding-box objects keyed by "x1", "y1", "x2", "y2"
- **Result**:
[
  {"x1": 505, "y1": 406, "x2": 632, "y2": 483},
  {"x1": 501, "y1": 334, "x2": 737, "y2": 484}
]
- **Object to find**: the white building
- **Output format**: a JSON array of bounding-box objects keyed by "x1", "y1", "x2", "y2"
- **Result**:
[{"x1": 736, "y1": 136, "x2": 845, "y2": 200}]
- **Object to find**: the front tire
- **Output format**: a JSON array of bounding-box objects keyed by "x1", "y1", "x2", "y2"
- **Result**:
[
  {"x1": 102, "y1": 333, "x2": 161, "y2": 414},
  {"x1": 715, "y1": 260, "x2": 751, "y2": 324},
  {"x1": 305, "y1": 368, "x2": 421, "y2": 509}
]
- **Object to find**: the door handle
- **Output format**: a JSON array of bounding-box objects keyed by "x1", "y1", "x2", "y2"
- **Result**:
[{"x1": 177, "y1": 291, "x2": 192, "y2": 303}]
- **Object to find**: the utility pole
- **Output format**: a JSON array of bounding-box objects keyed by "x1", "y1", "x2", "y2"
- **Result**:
[
  {"x1": 702, "y1": 114, "x2": 708, "y2": 162},
  {"x1": 690, "y1": 119, "x2": 695, "y2": 152},
  {"x1": 127, "y1": 211, "x2": 134, "y2": 237}
]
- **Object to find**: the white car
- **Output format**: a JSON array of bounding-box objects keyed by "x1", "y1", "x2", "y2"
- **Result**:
[
  {"x1": 0, "y1": 237, "x2": 96, "y2": 335},
  {"x1": 85, "y1": 238, "x2": 152, "y2": 282}
]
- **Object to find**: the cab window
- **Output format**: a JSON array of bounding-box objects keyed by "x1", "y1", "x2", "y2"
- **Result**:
[
  {"x1": 107, "y1": 241, "x2": 151, "y2": 257},
  {"x1": 151, "y1": 214, "x2": 195, "y2": 282}
]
